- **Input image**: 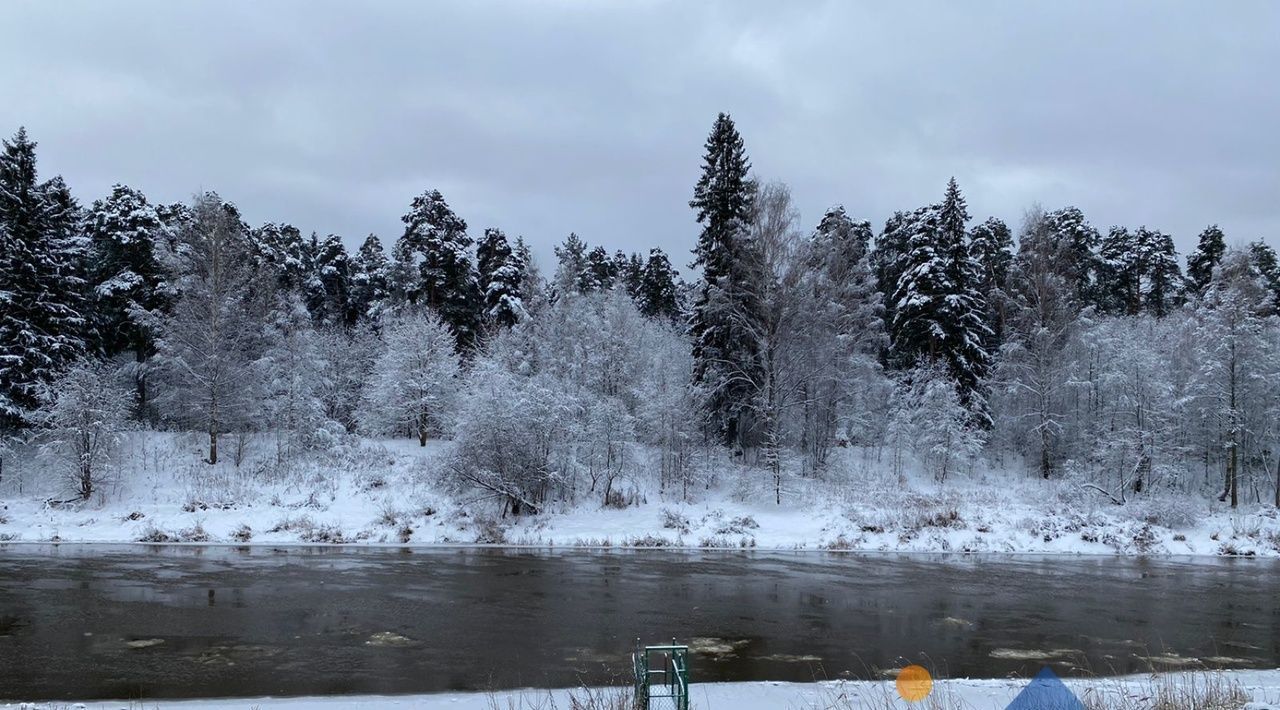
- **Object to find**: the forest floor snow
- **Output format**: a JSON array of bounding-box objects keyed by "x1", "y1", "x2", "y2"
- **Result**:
[
  {"x1": 2, "y1": 432, "x2": 1280, "y2": 557},
  {"x1": 7, "y1": 671, "x2": 1280, "y2": 709}
]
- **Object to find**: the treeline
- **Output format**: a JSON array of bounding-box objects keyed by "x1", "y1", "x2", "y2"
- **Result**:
[{"x1": 2, "y1": 116, "x2": 1279, "y2": 513}]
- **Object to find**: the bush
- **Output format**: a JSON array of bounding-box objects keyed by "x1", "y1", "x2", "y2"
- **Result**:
[
  {"x1": 660, "y1": 508, "x2": 691, "y2": 534},
  {"x1": 231, "y1": 524, "x2": 253, "y2": 543},
  {"x1": 138, "y1": 525, "x2": 172, "y2": 543},
  {"x1": 177, "y1": 523, "x2": 211, "y2": 543}
]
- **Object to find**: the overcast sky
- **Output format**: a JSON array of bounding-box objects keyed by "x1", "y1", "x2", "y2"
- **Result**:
[{"x1": 3, "y1": 1, "x2": 1278, "y2": 271}]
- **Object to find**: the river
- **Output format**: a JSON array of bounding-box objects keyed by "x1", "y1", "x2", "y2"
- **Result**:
[{"x1": 1, "y1": 545, "x2": 1277, "y2": 701}]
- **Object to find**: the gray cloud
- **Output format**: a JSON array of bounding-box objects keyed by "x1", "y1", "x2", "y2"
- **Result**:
[{"x1": 3, "y1": 0, "x2": 1278, "y2": 271}]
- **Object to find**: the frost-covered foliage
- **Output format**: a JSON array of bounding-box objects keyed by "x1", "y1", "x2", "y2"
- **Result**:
[
  {"x1": 30, "y1": 359, "x2": 131, "y2": 499},
  {"x1": 887, "y1": 364, "x2": 983, "y2": 482},
  {"x1": 450, "y1": 290, "x2": 698, "y2": 513},
  {"x1": 358, "y1": 311, "x2": 461, "y2": 446},
  {"x1": 258, "y1": 296, "x2": 345, "y2": 462}
]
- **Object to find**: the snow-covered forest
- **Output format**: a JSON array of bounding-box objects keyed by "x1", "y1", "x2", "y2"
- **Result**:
[{"x1": 3, "y1": 114, "x2": 1280, "y2": 553}]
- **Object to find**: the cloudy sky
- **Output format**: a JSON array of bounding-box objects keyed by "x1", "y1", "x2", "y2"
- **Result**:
[{"x1": 3, "y1": 1, "x2": 1278, "y2": 270}]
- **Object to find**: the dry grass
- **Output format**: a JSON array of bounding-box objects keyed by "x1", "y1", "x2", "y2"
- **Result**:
[
  {"x1": 486, "y1": 686, "x2": 635, "y2": 710},
  {"x1": 1080, "y1": 672, "x2": 1251, "y2": 710}
]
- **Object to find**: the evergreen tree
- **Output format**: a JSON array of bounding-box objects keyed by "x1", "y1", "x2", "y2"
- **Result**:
[
  {"x1": 1043, "y1": 207, "x2": 1102, "y2": 309},
  {"x1": 968, "y1": 216, "x2": 1014, "y2": 346},
  {"x1": 393, "y1": 189, "x2": 481, "y2": 348},
  {"x1": 615, "y1": 250, "x2": 644, "y2": 299},
  {"x1": 874, "y1": 210, "x2": 913, "y2": 336},
  {"x1": 251, "y1": 222, "x2": 308, "y2": 294},
  {"x1": 552, "y1": 232, "x2": 589, "y2": 297},
  {"x1": 0, "y1": 128, "x2": 87, "y2": 427},
  {"x1": 637, "y1": 248, "x2": 680, "y2": 321},
  {"x1": 304, "y1": 233, "x2": 352, "y2": 327},
  {"x1": 1187, "y1": 224, "x2": 1227, "y2": 296},
  {"x1": 688, "y1": 112, "x2": 761, "y2": 446},
  {"x1": 887, "y1": 181, "x2": 991, "y2": 424},
  {"x1": 84, "y1": 184, "x2": 173, "y2": 416},
  {"x1": 582, "y1": 245, "x2": 615, "y2": 292},
  {"x1": 514, "y1": 236, "x2": 545, "y2": 314},
  {"x1": 1248, "y1": 240, "x2": 1280, "y2": 311},
  {"x1": 476, "y1": 228, "x2": 526, "y2": 329},
  {"x1": 1136, "y1": 227, "x2": 1183, "y2": 317},
  {"x1": 1098, "y1": 226, "x2": 1141, "y2": 315},
  {"x1": 349, "y1": 234, "x2": 391, "y2": 325}
]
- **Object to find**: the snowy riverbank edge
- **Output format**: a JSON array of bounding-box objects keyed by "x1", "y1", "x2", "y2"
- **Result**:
[{"x1": 8, "y1": 671, "x2": 1280, "y2": 709}]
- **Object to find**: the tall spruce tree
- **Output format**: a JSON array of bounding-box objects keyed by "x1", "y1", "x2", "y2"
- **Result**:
[
  {"x1": 304, "y1": 233, "x2": 352, "y2": 327},
  {"x1": 887, "y1": 181, "x2": 991, "y2": 424},
  {"x1": 688, "y1": 112, "x2": 762, "y2": 447},
  {"x1": 394, "y1": 189, "x2": 481, "y2": 349},
  {"x1": 476, "y1": 227, "x2": 526, "y2": 329},
  {"x1": 1187, "y1": 224, "x2": 1227, "y2": 296},
  {"x1": 0, "y1": 128, "x2": 87, "y2": 427}
]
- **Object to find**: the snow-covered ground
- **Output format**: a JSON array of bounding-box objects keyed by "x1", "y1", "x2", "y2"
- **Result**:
[
  {"x1": 2, "y1": 432, "x2": 1280, "y2": 557},
  {"x1": 7, "y1": 671, "x2": 1280, "y2": 709}
]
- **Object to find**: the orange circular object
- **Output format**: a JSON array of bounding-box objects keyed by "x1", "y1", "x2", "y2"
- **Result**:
[{"x1": 896, "y1": 664, "x2": 933, "y2": 702}]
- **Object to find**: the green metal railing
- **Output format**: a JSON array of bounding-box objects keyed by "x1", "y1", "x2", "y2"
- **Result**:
[{"x1": 633, "y1": 639, "x2": 690, "y2": 710}]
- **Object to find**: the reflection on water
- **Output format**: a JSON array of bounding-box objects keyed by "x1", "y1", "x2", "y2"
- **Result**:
[{"x1": 0, "y1": 545, "x2": 1278, "y2": 701}]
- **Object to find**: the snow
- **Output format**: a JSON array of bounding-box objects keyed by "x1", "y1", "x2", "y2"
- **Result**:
[
  {"x1": 3, "y1": 432, "x2": 1280, "y2": 556},
  {"x1": 6, "y1": 671, "x2": 1280, "y2": 709}
]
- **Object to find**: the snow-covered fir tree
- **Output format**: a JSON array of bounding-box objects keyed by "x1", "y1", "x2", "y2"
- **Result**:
[
  {"x1": 688, "y1": 112, "x2": 763, "y2": 447},
  {"x1": 348, "y1": 234, "x2": 391, "y2": 325},
  {"x1": 476, "y1": 227, "x2": 526, "y2": 329},
  {"x1": 84, "y1": 184, "x2": 173, "y2": 417},
  {"x1": 392, "y1": 189, "x2": 481, "y2": 348},
  {"x1": 968, "y1": 216, "x2": 1014, "y2": 346},
  {"x1": 887, "y1": 180, "x2": 991, "y2": 425},
  {"x1": 1187, "y1": 224, "x2": 1227, "y2": 296},
  {"x1": 303, "y1": 233, "x2": 352, "y2": 327},
  {"x1": 0, "y1": 128, "x2": 87, "y2": 427},
  {"x1": 637, "y1": 248, "x2": 680, "y2": 322}
]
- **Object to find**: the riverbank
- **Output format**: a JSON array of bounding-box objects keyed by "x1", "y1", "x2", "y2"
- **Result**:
[
  {"x1": 3, "y1": 433, "x2": 1279, "y2": 557},
  {"x1": 7, "y1": 671, "x2": 1280, "y2": 709}
]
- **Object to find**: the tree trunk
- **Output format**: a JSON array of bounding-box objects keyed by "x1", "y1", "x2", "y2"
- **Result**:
[{"x1": 208, "y1": 428, "x2": 218, "y2": 465}]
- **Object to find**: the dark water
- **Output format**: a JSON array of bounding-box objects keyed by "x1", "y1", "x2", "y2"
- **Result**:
[{"x1": 1, "y1": 545, "x2": 1279, "y2": 701}]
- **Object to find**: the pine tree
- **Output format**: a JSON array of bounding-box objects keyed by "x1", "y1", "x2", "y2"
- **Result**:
[
  {"x1": 1043, "y1": 207, "x2": 1102, "y2": 309},
  {"x1": 349, "y1": 234, "x2": 391, "y2": 325},
  {"x1": 393, "y1": 189, "x2": 481, "y2": 348},
  {"x1": 476, "y1": 228, "x2": 526, "y2": 329},
  {"x1": 688, "y1": 112, "x2": 761, "y2": 446},
  {"x1": 887, "y1": 181, "x2": 991, "y2": 424},
  {"x1": 615, "y1": 250, "x2": 644, "y2": 299},
  {"x1": 1136, "y1": 227, "x2": 1183, "y2": 317},
  {"x1": 637, "y1": 248, "x2": 680, "y2": 321},
  {"x1": 1098, "y1": 226, "x2": 1140, "y2": 315},
  {"x1": 552, "y1": 232, "x2": 589, "y2": 297},
  {"x1": 1187, "y1": 224, "x2": 1227, "y2": 296},
  {"x1": 84, "y1": 184, "x2": 173, "y2": 416},
  {"x1": 514, "y1": 236, "x2": 545, "y2": 314},
  {"x1": 968, "y1": 216, "x2": 1014, "y2": 347},
  {"x1": 1248, "y1": 241, "x2": 1280, "y2": 311},
  {"x1": 0, "y1": 128, "x2": 87, "y2": 427},
  {"x1": 304, "y1": 233, "x2": 352, "y2": 327},
  {"x1": 582, "y1": 245, "x2": 615, "y2": 292},
  {"x1": 251, "y1": 222, "x2": 308, "y2": 293}
]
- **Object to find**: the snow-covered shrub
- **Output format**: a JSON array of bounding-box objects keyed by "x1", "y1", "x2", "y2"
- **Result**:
[
  {"x1": 660, "y1": 508, "x2": 691, "y2": 534},
  {"x1": 31, "y1": 358, "x2": 132, "y2": 500},
  {"x1": 231, "y1": 524, "x2": 252, "y2": 543},
  {"x1": 449, "y1": 360, "x2": 572, "y2": 516},
  {"x1": 358, "y1": 311, "x2": 460, "y2": 446},
  {"x1": 1129, "y1": 494, "x2": 1199, "y2": 530}
]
